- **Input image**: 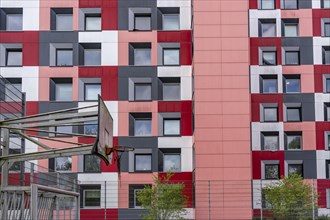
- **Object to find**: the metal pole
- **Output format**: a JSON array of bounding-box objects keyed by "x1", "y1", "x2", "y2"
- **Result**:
[
  {"x1": 260, "y1": 180, "x2": 263, "y2": 220},
  {"x1": 56, "y1": 172, "x2": 60, "y2": 220},
  {"x1": 30, "y1": 163, "x2": 34, "y2": 184},
  {"x1": 208, "y1": 180, "x2": 211, "y2": 220},
  {"x1": 31, "y1": 184, "x2": 38, "y2": 220},
  {"x1": 104, "y1": 181, "x2": 107, "y2": 220},
  {"x1": 1, "y1": 128, "x2": 10, "y2": 188},
  {"x1": 312, "y1": 179, "x2": 315, "y2": 220}
]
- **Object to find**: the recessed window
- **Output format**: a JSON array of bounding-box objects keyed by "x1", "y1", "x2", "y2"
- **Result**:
[
  {"x1": 286, "y1": 106, "x2": 301, "y2": 122},
  {"x1": 163, "y1": 119, "x2": 180, "y2": 136},
  {"x1": 56, "y1": 49, "x2": 73, "y2": 66},
  {"x1": 323, "y1": 47, "x2": 330, "y2": 65},
  {"x1": 163, "y1": 83, "x2": 180, "y2": 100},
  {"x1": 85, "y1": 14, "x2": 101, "y2": 31},
  {"x1": 56, "y1": 14, "x2": 73, "y2": 31},
  {"x1": 134, "y1": 14, "x2": 151, "y2": 31},
  {"x1": 262, "y1": 51, "x2": 277, "y2": 65},
  {"x1": 322, "y1": 0, "x2": 330, "y2": 8},
  {"x1": 286, "y1": 132, "x2": 302, "y2": 150},
  {"x1": 327, "y1": 133, "x2": 330, "y2": 150},
  {"x1": 5, "y1": 81, "x2": 22, "y2": 102},
  {"x1": 164, "y1": 154, "x2": 181, "y2": 172},
  {"x1": 84, "y1": 189, "x2": 101, "y2": 207},
  {"x1": 265, "y1": 164, "x2": 280, "y2": 179},
  {"x1": 135, "y1": 154, "x2": 152, "y2": 172},
  {"x1": 6, "y1": 49, "x2": 22, "y2": 66},
  {"x1": 283, "y1": 22, "x2": 298, "y2": 37},
  {"x1": 163, "y1": 14, "x2": 179, "y2": 30},
  {"x1": 283, "y1": 0, "x2": 298, "y2": 9},
  {"x1": 323, "y1": 22, "x2": 330, "y2": 37},
  {"x1": 134, "y1": 48, "x2": 151, "y2": 66},
  {"x1": 134, "y1": 83, "x2": 152, "y2": 101},
  {"x1": 163, "y1": 48, "x2": 180, "y2": 66},
  {"x1": 84, "y1": 49, "x2": 101, "y2": 66},
  {"x1": 285, "y1": 51, "x2": 300, "y2": 65},
  {"x1": 55, "y1": 157, "x2": 72, "y2": 172},
  {"x1": 55, "y1": 83, "x2": 72, "y2": 101},
  {"x1": 134, "y1": 119, "x2": 152, "y2": 136},
  {"x1": 260, "y1": 76, "x2": 277, "y2": 93},
  {"x1": 6, "y1": 14, "x2": 23, "y2": 31},
  {"x1": 84, "y1": 83, "x2": 101, "y2": 101},
  {"x1": 262, "y1": 133, "x2": 279, "y2": 151},
  {"x1": 288, "y1": 164, "x2": 303, "y2": 177},
  {"x1": 259, "y1": 0, "x2": 276, "y2": 9},
  {"x1": 84, "y1": 155, "x2": 101, "y2": 172},
  {"x1": 264, "y1": 107, "x2": 278, "y2": 122},
  {"x1": 259, "y1": 20, "x2": 276, "y2": 37},
  {"x1": 326, "y1": 78, "x2": 330, "y2": 93},
  {"x1": 284, "y1": 75, "x2": 300, "y2": 93},
  {"x1": 325, "y1": 104, "x2": 330, "y2": 121}
]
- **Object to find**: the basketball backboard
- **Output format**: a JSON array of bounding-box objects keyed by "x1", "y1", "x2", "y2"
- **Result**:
[{"x1": 92, "y1": 96, "x2": 114, "y2": 165}]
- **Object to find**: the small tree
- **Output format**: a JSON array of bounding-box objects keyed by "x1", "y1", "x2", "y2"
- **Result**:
[
  {"x1": 263, "y1": 174, "x2": 317, "y2": 219},
  {"x1": 136, "y1": 173, "x2": 188, "y2": 220}
]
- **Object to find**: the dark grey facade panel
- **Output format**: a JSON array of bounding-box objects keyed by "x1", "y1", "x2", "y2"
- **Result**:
[
  {"x1": 298, "y1": 0, "x2": 312, "y2": 9},
  {"x1": 284, "y1": 150, "x2": 316, "y2": 179},
  {"x1": 283, "y1": 94, "x2": 315, "y2": 121},
  {"x1": 118, "y1": 208, "x2": 148, "y2": 220},
  {"x1": 281, "y1": 37, "x2": 314, "y2": 65}
]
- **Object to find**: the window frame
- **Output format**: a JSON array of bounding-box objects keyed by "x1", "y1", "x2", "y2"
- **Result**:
[
  {"x1": 134, "y1": 154, "x2": 152, "y2": 172},
  {"x1": 84, "y1": 83, "x2": 101, "y2": 101},
  {"x1": 83, "y1": 189, "x2": 101, "y2": 208},
  {"x1": 163, "y1": 118, "x2": 181, "y2": 136},
  {"x1": 162, "y1": 48, "x2": 180, "y2": 66}
]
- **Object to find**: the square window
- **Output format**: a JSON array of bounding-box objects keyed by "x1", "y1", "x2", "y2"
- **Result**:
[
  {"x1": 265, "y1": 164, "x2": 280, "y2": 179},
  {"x1": 84, "y1": 155, "x2": 101, "y2": 172},
  {"x1": 326, "y1": 160, "x2": 330, "y2": 179},
  {"x1": 85, "y1": 15, "x2": 101, "y2": 31},
  {"x1": 283, "y1": 0, "x2": 298, "y2": 9},
  {"x1": 55, "y1": 83, "x2": 72, "y2": 101},
  {"x1": 134, "y1": 14, "x2": 151, "y2": 31},
  {"x1": 135, "y1": 154, "x2": 152, "y2": 172},
  {"x1": 5, "y1": 83, "x2": 22, "y2": 102},
  {"x1": 286, "y1": 133, "x2": 302, "y2": 150},
  {"x1": 284, "y1": 76, "x2": 300, "y2": 93},
  {"x1": 261, "y1": 77, "x2": 277, "y2": 93},
  {"x1": 263, "y1": 134, "x2": 279, "y2": 150},
  {"x1": 288, "y1": 164, "x2": 303, "y2": 177},
  {"x1": 134, "y1": 119, "x2": 152, "y2": 136},
  {"x1": 163, "y1": 48, "x2": 180, "y2": 65},
  {"x1": 84, "y1": 190, "x2": 101, "y2": 207},
  {"x1": 164, "y1": 154, "x2": 181, "y2": 172},
  {"x1": 322, "y1": 0, "x2": 330, "y2": 8},
  {"x1": 285, "y1": 51, "x2": 300, "y2": 65},
  {"x1": 56, "y1": 49, "x2": 73, "y2": 66},
  {"x1": 260, "y1": 21, "x2": 276, "y2": 37},
  {"x1": 324, "y1": 22, "x2": 330, "y2": 37},
  {"x1": 327, "y1": 134, "x2": 330, "y2": 150},
  {"x1": 286, "y1": 107, "x2": 301, "y2": 122},
  {"x1": 163, "y1": 83, "x2": 180, "y2": 100},
  {"x1": 6, "y1": 49, "x2": 22, "y2": 66},
  {"x1": 326, "y1": 105, "x2": 330, "y2": 121},
  {"x1": 284, "y1": 23, "x2": 298, "y2": 37},
  {"x1": 260, "y1": 0, "x2": 275, "y2": 9},
  {"x1": 323, "y1": 47, "x2": 330, "y2": 65},
  {"x1": 55, "y1": 157, "x2": 72, "y2": 172},
  {"x1": 163, "y1": 119, "x2": 180, "y2": 136},
  {"x1": 84, "y1": 84, "x2": 101, "y2": 101},
  {"x1": 134, "y1": 49, "x2": 151, "y2": 66},
  {"x1": 262, "y1": 51, "x2": 277, "y2": 65},
  {"x1": 6, "y1": 14, "x2": 22, "y2": 31},
  {"x1": 56, "y1": 14, "x2": 73, "y2": 31},
  {"x1": 84, "y1": 49, "x2": 101, "y2": 66},
  {"x1": 326, "y1": 78, "x2": 330, "y2": 93},
  {"x1": 134, "y1": 83, "x2": 152, "y2": 101},
  {"x1": 264, "y1": 107, "x2": 278, "y2": 122},
  {"x1": 163, "y1": 14, "x2": 180, "y2": 30}
]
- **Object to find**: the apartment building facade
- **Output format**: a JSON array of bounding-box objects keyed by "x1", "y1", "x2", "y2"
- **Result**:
[{"x1": 0, "y1": 0, "x2": 329, "y2": 219}]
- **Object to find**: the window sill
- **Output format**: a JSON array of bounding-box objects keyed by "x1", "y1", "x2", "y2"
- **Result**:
[{"x1": 50, "y1": 65, "x2": 74, "y2": 68}]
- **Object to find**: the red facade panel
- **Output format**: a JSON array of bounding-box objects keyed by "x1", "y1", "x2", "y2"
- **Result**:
[
  {"x1": 314, "y1": 65, "x2": 330, "y2": 93},
  {"x1": 312, "y1": 9, "x2": 330, "y2": 36},
  {"x1": 252, "y1": 151, "x2": 285, "y2": 179},
  {"x1": 251, "y1": 94, "x2": 284, "y2": 122},
  {"x1": 316, "y1": 122, "x2": 330, "y2": 150},
  {"x1": 250, "y1": 38, "x2": 282, "y2": 66}
]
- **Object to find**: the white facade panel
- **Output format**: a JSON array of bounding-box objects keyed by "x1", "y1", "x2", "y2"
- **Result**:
[
  {"x1": 251, "y1": 122, "x2": 284, "y2": 150},
  {"x1": 315, "y1": 93, "x2": 330, "y2": 122},
  {"x1": 249, "y1": 10, "x2": 281, "y2": 37},
  {"x1": 316, "y1": 150, "x2": 330, "y2": 179}
]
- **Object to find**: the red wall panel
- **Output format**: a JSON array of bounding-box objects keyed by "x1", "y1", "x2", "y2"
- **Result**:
[
  {"x1": 251, "y1": 94, "x2": 283, "y2": 122},
  {"x1": 80, "y1": 209, "x2": 118, "y2": 220},
  {"x1": 312, "y1": 9, "x2": 330, "y2": 36},
  {"x1": 316, "y1": 122, "x2": 330, "y2": 150},
  {"x1": 252, "y1": 151, "x2": 285, "y2": 179},
  {"x1": 314, "y1": 65, "x2": 330, "y2": 93},
  {"x1": 250, "y1": 38, "x2": 282, "y2": 66}
]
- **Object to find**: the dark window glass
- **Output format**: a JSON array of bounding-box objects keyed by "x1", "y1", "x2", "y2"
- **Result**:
[
  {"x1": 85, "y1": 84, "x2": 101, "y2": 101},
  {"x1": 324, "y1": 23, "x2": 330, "y2": 37},
  {"x1": 55, "y1": 83, "x2": 72, "y2": 101},
  {"x1": 84, "y1": 155, "x2": 101, "y2": 172},
  {"x1": 6, "y1": 14, "x2": 23, "y2": 31},
  {"x1": 6, "y1": 49, "x2": 22, "y2": 66},
  {"x1": 284, "y1": 23, "x2": 298, "y2": 37},
  {"x1": 163, "y1": 49, "x2": 180, "y2": 65},
  {"x1": 263, "y1": 135, "x2": 279, "y2": 150},
  {"x1": 287, "y1": 107, "x2": 301, "y2": 122},
  {"x1": 134, "y1": 83, "x2": 152, "y2": 101},
  {"x1": 260, "y1": 0, "x2": 275, "y2": 9},
  {"x1": 56, "y1": 14, "x2": 73, "y2": 31},
  {"x1": 134, "y1": 119, "x2": 152, "y2": 136},
  {"x1": 134, "y1": 15, "x2": 151, "y2": 31},
  {"x1": 135, "y1": 154, "x2": 152, "y2": 172},
  {"x1": 288, "y1": 164, "x2": 303, "y2": 177},
  {"x1": 326, "y1": 78, "x2": 330, "y2": 93},
  {"x1": 85, "y1": 15, "x2": 101, "y2": 31},
  {"x1": 56, "y1": 49, "x2": 73, "y2": 66},
  {"x1": 84, "y1": 190, "x2": 100, "y2": 207},
  {"x1": 163, "y1": 83, "x2": 180, "y2": 100},
  {"x1": 283, "y1": 0, "x2": 298, "y2": 9},
  {"x1": 287, "y1": 134, "x2": 302, "y2": 150},
  {"x1": 84, "y1": 122, "x2": 98, "y2": 135},
  {"x1": 262, "y1": 78, "x2": 277, "y2": 93},
  {"x1": 164, "y1": 154, "x2": 181, "y2": 172},
  {"x1": 163, "y1": 14, "x2": 179, "y2": 30},
  {"x1": 261, "y1": 22, "x2": 276, "y2": 37},
  {"x1": 284, "y1": 77, "x2": 300, "y2": 93},
  {"x1": 55, "y1": 157, "x2": 72, "y2": 172},
  {"x1": 134, "y1": 49, "x2": 151, "y2": 66},
  {"x1": 322, "y1": 0, "x2": 330, "y2": 8},
  {"x1": 264, "y1": 107, "x2": 278, "y2": 122},
  {"x1": 134, "y1": 189, "x2": 142, "y2": 208},
  {"x1": 84, "y1": 49, "x2": 101, "y2": 66},
  {"x1": 265, "y1": 164, "x2": 279, "y2": 179},
  {"x1": 324, "y1": 48, "x2": 330, "y2": 64},
  {"x1": 163, "y1": 119, "x2": 180, "y2": 136},
  {"x1": 285, "y1": 51, "x2": 299, "y2": 65},
  {"x1": 5, "y1": 83, "x2": 22, "y2": 102},
  {"x1": 262, "y1": 51, "x2": 276, "y2": 65}
]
